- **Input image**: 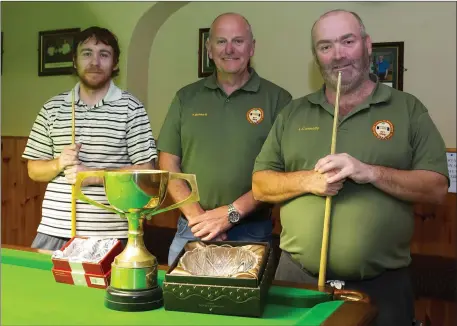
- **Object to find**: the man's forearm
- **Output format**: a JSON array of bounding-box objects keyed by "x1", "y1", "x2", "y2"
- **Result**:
[
  {"x1": 369, "y1": 165, "x2": 448, "y2": 205},
  {"x1": 159, "y1": 160, "x2": 205, "y2": 221},
  {"x1": 252, "y1": 170, "x2": 314, "y2": 203},
  {"x1": 232, "y1": 190, "x2": 269, "y2": 221},
  {"x1": 167, "y1": 180, "x2": 205, "y2": 222},
  {"x1": 116, "y1": 161, "x2": 155, "y2": 171},
  {"x1": 85, "y1": 161, "x2": 156, "y2": 186},
  {"x1": 27, "y1": 159, "x2": 62, "y2": 182}
]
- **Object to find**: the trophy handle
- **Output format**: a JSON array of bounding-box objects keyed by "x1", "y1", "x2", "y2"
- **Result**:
[
  {"x1": 74, "y1": 171, "x2": 123, "y2": 215},
  {"x1": 152, "y1": 172, "x2": 200, "y2": 215}
]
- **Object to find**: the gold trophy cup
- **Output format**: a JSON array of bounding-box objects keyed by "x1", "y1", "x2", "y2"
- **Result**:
[{"x1": 74, "y1": 170, "x2": 199, "y2": 312}]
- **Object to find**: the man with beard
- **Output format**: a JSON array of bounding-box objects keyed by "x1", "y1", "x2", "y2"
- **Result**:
[
  {"x1": 158, "y1": 13, "x2": 292, "y2": 266},
  {"x1": 23, "y1": 27, "x2": 157, "y2": 250},
  {"x1": 252, "y1": 10, "x2": 448, "y2": 326}
]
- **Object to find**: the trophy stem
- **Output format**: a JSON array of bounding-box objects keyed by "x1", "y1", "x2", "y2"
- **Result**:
[
  {"x1": 105, "y1": 211, "x2": 163, "y2": 311},
  {"x1": 126, "y1": 212, "x2": 147, "y2": 250}
]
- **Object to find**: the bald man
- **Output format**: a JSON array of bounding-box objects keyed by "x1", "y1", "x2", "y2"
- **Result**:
[
  {"x1": 252, "y1": 9, "x2": 448, "y2": 326},
  {"x1": 158, "y1": 12, "x2": 292, "y2": 265}
]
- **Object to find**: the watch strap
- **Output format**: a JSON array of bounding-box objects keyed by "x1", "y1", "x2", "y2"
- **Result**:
[{"x1": 228, "y1": 204, "x2": 236, "y2": 213}]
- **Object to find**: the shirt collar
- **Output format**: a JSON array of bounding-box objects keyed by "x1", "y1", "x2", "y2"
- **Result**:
[
  {"x1": 308, "y1": 73, "x2": 392, "y2": 106},
  {"x1": 64, "y1": 80, "x2": 123, "y2": 105},
  {"x1": 204, "y1": 67, "x2": 261, "y2": 93}
]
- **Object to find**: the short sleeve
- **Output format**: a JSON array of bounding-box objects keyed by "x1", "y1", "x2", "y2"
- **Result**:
[
  {"x1": 253, "y1": 110, "x2": 287, "y2": 173},
  {"x1": 125, "y1": 100, "x2": 158, "y2": 165},
  {"x1": 277, "y1": 89, "x2": 293, "y2": 114},
  {"x1": 410, "y1": 100, "x2": 449, "y2": 180},
  {"x1": 157, "y1": 94, "x2": 183, "y2": 157},
  {"x1": 22, "y1": 106, "x2": 54, "y2": 160}
]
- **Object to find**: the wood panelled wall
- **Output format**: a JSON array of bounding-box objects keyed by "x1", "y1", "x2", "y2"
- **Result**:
[
  {"x1": 2, "y1": 136, "x2": 456, "y2": 325},
  {"x1": 1, "y1": 137, "x2": 47, "y2": 246}
]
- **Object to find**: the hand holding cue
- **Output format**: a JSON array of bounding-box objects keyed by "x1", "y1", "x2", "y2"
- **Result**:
[
  {"x1": 71, "y1": 89, "x2": 76, "y2": 237},
  {"x1": 318, "y1": 71, "x2": 342, "y2": 288}
]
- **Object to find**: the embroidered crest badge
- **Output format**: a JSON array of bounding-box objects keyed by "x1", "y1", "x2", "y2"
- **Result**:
[
  {"x1": 246, "y1": 108, "x2": 264, "y2": 125},
  {"x1": 372, "y1": 120, "x2": 394, "y2": 140}
]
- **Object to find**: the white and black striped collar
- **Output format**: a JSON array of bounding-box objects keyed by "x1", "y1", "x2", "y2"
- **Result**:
[{"x1": 64, "y1": 80, "x2": 123, "y2": 106}]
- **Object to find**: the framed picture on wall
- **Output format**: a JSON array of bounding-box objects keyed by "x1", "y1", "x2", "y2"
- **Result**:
[
  {"x1": 198, "y1": 28, "x2": 215, "y2": 78},
  {"x1": 38, "y1": 28, "x2": 80, "y2": 76},
  {"x1": 371, "y1": 41, "x2": 404, "y2": 90}
]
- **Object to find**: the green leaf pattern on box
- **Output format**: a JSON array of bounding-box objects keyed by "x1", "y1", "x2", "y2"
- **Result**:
[{"x1": 164, "y1": 283, "x2": 260, "y2": 303}]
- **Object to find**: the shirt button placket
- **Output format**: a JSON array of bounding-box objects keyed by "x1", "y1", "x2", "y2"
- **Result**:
[{"x1": 80, "y1": 106, "x2": 90, "y2": 144}]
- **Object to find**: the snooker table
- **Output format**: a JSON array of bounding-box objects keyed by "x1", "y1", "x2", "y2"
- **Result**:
[{"x1": 1, "y1": 245, "x2": 377, "y2": 326}]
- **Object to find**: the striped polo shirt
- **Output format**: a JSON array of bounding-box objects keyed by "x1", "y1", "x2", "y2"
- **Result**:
[{"x1": 22, "y1": 81, "x2": 158, "y2": 239}]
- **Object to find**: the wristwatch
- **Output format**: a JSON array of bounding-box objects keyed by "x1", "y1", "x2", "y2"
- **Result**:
[{"x1": 228, "y1": 204, "x2": 241, "y2": 224}]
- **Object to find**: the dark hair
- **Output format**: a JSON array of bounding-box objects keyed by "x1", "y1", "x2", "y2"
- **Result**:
[{"x1": 73, "y1": 26, "x2": 121, "y2": 77}]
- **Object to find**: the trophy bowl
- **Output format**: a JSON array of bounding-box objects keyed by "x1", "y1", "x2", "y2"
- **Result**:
[{"x1": 74, "y1": 169, "x2": 199, "y2": 312}]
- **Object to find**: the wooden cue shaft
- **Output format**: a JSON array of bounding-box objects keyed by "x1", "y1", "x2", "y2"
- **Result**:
[
  {"x1": 318, "y1": 71, "x2": 342, "y2": 288},
  {"x1": 71, "y1": 89, "x2": 76, "y2": 237}
]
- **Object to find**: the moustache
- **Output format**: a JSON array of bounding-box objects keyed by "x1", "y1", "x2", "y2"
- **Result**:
[
  {"x1": 322, "y1": 60, "x2": 354, "y2": 70},
  {"x1": 85, "y1": 67, "x2": 104, "y2": 73}
]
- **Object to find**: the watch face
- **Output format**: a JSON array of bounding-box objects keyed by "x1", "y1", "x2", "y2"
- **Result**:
[{"x1": 229, "y1": 211, "x2": 240, "y2": 223}]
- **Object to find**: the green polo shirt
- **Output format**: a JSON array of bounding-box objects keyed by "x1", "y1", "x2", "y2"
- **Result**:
[
  {"x1": 253, "y1": 76, "x2": 449, "y2": 280},
  {"x1": 158, "y1": 69, "x2": 292, "y2": 220}
]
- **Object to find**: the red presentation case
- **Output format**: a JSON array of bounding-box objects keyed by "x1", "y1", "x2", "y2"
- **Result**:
[{"x1": 51, "y1": 236, "x2": 123, "y2": 289}]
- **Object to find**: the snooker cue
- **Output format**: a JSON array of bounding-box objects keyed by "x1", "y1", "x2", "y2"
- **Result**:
[
  {"x1": 317, "y1": 71, "x2": 342, "y2": 288},
  {"x1": 71, "y1": 89, "x2": 76, "y2": 237}
]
